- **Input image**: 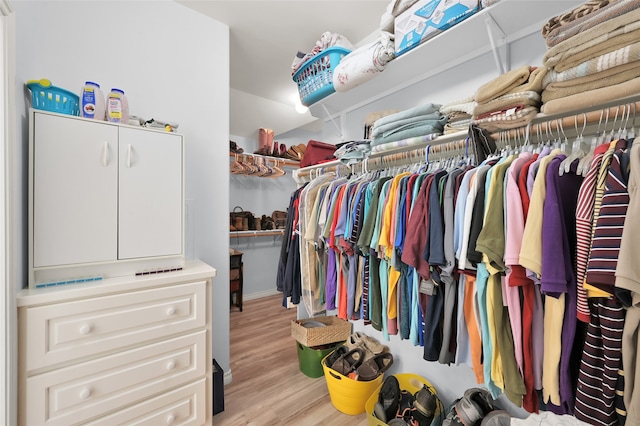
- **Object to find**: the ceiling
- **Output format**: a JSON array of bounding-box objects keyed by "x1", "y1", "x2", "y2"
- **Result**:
[{"x1": 177, "y1": 0, "x2": 389, "y2": 139}]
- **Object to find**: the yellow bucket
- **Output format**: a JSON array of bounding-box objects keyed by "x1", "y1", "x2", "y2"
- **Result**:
[
  {"x1": 322, "y1": 352, "x2": 384, "y2": 415},
  {"x1": 365, "y1": 373, "x2": 442, "y2": 426}
]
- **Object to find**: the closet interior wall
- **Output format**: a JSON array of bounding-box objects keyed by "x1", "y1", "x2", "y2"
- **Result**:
[{"x1": 229, "y1": 134, "x2": 298, "y2": 299}]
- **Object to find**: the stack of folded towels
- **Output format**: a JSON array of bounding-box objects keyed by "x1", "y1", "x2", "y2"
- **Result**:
[
  {"x1": 540, "y1": 0, "x2": 640, "y2": 115},
  {"x1": 369, "y1": 102, "x2": 447, "y2": 152},
  {"x1": 471, "y1": 65, "x2": 547, "y2": 133},
  {"x1": 440, "y1": 95, "x2": 477, "y2": 134}
]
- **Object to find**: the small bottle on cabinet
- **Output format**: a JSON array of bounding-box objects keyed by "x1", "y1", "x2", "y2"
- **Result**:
[
  {"x1": 80, "y1": 81, "x2": 105, "y2": 120},
  {"x1": 106, "y1": 88, "x2": 129, "y2": 123}
]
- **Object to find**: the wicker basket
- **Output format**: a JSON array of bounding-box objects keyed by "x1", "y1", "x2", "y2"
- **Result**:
[{"x1": 291, "y1": 316, "x2": 352, "y2": 347}]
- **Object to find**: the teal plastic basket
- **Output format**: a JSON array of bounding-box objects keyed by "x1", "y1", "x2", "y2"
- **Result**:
[
  {"x1": 26, "y1": 79, "x2": 80, "y2": 116},
  {"x1": 292, "y1": 47, "x2": 350, "y2": 107}
]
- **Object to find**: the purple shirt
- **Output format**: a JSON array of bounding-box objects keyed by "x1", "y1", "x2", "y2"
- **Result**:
[{"x1": 542, "y1": 156, "x2": 583, "y2": 414}]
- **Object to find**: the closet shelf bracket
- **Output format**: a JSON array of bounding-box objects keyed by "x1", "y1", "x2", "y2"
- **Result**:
[
  {"x1": 321, "y1": 104, "x2": 346, "y2": 142},
  {"x1": 484, "y1": 13, "x2": 509, "y2": 75}
]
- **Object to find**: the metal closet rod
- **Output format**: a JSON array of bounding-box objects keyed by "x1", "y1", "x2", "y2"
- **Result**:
[{"x1": 293, "y1": 94, "x2": 640, "y2": 182}]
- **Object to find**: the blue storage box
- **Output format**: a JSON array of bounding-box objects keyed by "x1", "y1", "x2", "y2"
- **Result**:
[{"x1": 395, "y1": 0, "x2": 480, "y2": 57}]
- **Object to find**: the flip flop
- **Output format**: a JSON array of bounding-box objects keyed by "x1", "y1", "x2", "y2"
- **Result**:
[
  {"x1": 356, "y1": 352, "x2": 393, "y2": 381},
  {"x1": 330, "y1": 347, "x2": 365, "y2": 376}
]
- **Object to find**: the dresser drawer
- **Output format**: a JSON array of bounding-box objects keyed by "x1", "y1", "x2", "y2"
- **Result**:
[
  {"x1": 22, "y1": 280, "x2": 206, "y2": 372},
  {"x1": 85, "y1": 378, "x2": 206, "y2": 426},
  {"x1": 24, "y1": 330, "x2": 206, "y2": 426}
]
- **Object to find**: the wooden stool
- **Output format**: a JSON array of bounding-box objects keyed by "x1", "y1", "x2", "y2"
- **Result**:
[{"x1": 230, "y1": 250, "x2": 243, "y2": 311}]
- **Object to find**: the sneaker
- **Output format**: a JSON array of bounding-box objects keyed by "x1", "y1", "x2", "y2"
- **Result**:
[
  {"x1": 454, "y1": 388, "x2": 494, "y2": 426},
  {"x1": 413, "y1": 385, "x2": 437, "y2": 425},
  {"x1": 377, "y1": 375, "x2": 401, "y2": 422}
]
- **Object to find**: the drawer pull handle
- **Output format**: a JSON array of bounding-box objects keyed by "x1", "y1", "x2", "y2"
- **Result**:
[
  {"x1": 79, "y1": 325, "x2": 92, "y2": 335},
  {"x1": 166, "y1": 307, "x2": 176, "y2": 316},
  {"x1": 79, "y1": 388, "x2": 92, "y2": 400},
  {"x1": 166, "y1": 414, "x2": 176, "y2": 424},
  {"x1": 166, "y1": 361, "x2": 176, "y2": 371}
]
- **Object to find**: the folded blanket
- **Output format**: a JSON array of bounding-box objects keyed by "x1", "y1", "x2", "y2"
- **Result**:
[
  {"x1": 506, "y1": 66, "x2": 548, "y2": 95},
  {"x1": 444, "y1": 121, "x2": 472, "y2": 134},
  {"x1": 543, "y1": 40, "x2": 640, "y2": 85},
  {"x1": 440, "y1": 95, "x2": 477, "y2": 115},
  {"x1": 371, "y1": 112, "x2": 444, "y2": 138},
  {"x1": 446, "y1": 111, "x2": 472, "y2": 122},
  {"x1": 543, "y1": 7, "x2": 640, "y2": 70},
  {"x1": 372, "y1": 102, "x2": 442, "y2": 129},
  {"x1": 370, "y1": 133, "x2": 440, "y2": 153},
  {"x1": 333, "y1": 31, "x2": 395, "y2": 92},
  {"x1": 475, "y1": 65, "x2": 532, "y2": 104},
  {"x1": 371, "y1": 119, "x2": 446, "y2": 146},
  {"x1": 545, "y1": 0, "x2": 639, "y2": 47},
  {"x1": 541, "y1": 0, "x2": 616, "y2": 39},
  {"x1": 542, "y1": 62, "x2": 640, "y2": 103},
  {"x1": 553, "y1": 26, "x2": 640, "y2": 72},
  {"x1": 472, "y1": 106, "x2": 539, "y2": 133},
  {"x1": 541, "y1": 75, "x2": 640, "y2": 115},
  {"x1": 473, "y1": 91, "x2": 541, "y2": 117}
]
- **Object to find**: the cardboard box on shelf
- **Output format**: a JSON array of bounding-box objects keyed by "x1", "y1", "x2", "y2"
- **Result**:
[{"x1": 395, "y1": 0, "x2": 480, "y2": 57}]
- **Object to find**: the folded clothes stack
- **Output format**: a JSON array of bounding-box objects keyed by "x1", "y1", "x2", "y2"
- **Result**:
[
  {"x1": 334, "y1": 140, "x2": 372, "y2": 165},
  {"x1": 540, "y1": 0, "x2": 640, "y2": 114},
  {"x1": 439, "y1": 95, "x2": 477, "y2": 134},
  {"x1": 471, "y1": 65, "x2": 546, "y2": 132},
  {"x1": 370, "y1": 102, "x2": 446, "y2": 150}
]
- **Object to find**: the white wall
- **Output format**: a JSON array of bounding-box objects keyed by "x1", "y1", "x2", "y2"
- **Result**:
[{"x1": 12, "y1": 0, "x2": 231, "y2": 372}]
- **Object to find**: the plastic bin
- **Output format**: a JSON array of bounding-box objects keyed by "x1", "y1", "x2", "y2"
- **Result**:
[
  {"x1": 322, "y1": 352, "x2": 384, "y2": 415},
  {"x1": 292, "y1": 47, "x2": 351, "y2": 106},
  {"x1": 26, "y1": 79, "x2": 80, "y2": 116},
  {"x1": 297, "y1": 341, "x2": 342, "y2": 378},
  {"x1": 365, "y1": 373, "x2": 442, "y2": 426}
]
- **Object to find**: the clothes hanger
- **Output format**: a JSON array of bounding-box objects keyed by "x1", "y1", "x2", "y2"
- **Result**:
[
  {"x1": 576, "y1": 109, "x2": 604, "y2": 176},
  {"x1": 560, "y1": 113, "x2": 587, "y2": 176},
  {"x1": 604, "y1": 105, "x2": 619, "y2": 143}
]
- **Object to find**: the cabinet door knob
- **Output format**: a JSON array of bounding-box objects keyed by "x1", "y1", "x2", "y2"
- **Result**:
[
  {"x1": 79, "y1": 388, "x2": 92, "y2": 400},
  {"x1": 166, "y1": 360, "x2": 176, "y2": 371},
  {"x1": 127, "y1": 144, "x2": 132, "y2": 168},
  {"x1": 79, "y1": 324, "x2": 92, "y2": 335},
  {"x1": 166, "y1": 307, "x2": 176, "y2": 316},
  {"x1": 166, "y1": 414, "x2": 176, "y2": 424}
]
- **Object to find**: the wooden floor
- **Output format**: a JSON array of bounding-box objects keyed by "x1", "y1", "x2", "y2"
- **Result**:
[{"x1": 213, "y1": 294, "x2": 370, "y2": 426}]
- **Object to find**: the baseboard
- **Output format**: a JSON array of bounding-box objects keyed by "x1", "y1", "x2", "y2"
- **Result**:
[
  {"x1": 223, "y1": 369, "x2": 233, "y2": 385},
  {"x1": 243, "y1": 289, "x2": 280, "y2": 301}
]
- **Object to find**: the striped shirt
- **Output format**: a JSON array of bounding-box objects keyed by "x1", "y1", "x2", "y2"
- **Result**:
[
  {"x1": 586, "y1": 145, "x2": 630, "y2": 293},
  {"x1": 574, "y1": 143, "x2": 609, "y2": 322}
]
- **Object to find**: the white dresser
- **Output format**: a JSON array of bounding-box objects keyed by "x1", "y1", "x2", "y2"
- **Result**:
[{"x1": 17, "y1": 260, "x2": 215, "y2": 426}]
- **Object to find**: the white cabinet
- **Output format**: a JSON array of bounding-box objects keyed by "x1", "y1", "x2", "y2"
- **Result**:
[
  {"x1": 18, "y1": 260, "x2": 215, "y2": 426},
  {"x1": 29, "y1": 110, "x2": 184, "y2": 287}
]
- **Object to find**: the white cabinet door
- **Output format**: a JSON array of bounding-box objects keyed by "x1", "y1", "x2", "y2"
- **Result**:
[
  {"x1": 33, "y1": 113, "x2": 118, "y2": 267},
  {"x1": 118, "y1": 127, "x2": 183, "y2": 259}
]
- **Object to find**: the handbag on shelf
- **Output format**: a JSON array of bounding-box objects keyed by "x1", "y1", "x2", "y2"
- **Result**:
[
  {"x1": 230, "y1": 206, "x2": 257, "y2": 231},
  {"x1": 299, "y1": 140, "x2": 337, "y2": 168},
  {"x1": 272, "y1": 210, "x2": 287, "y2": 229}
]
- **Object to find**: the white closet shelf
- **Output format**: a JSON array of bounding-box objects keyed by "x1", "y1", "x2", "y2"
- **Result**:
[
  {"x1": 229, "y1": 229, "x2": 285, "y2": 238},
  {"x1": 308, "y1": 0, "x2": 584, "y2": 120}
]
